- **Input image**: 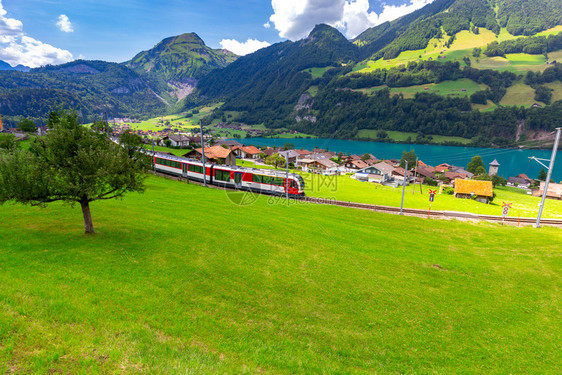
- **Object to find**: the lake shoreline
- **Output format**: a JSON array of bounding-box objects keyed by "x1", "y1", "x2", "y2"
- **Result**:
[{"x1": 235, "y1": 137, "x2": 562, "y2": 181}]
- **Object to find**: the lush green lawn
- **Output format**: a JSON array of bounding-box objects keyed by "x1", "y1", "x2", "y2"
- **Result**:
[
  {"x1": 235, "y1": 161, "x2": 561, "y2": 219},
  {"x1": 304, "y1": 173, "x2": 562, "y2": 219},
  {"x1": 1, "y1": 175, "x2": 561, "y2": 374}
]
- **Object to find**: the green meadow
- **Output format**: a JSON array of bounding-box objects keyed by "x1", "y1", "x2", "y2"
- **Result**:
[
  {"x1": 356, "y1": 129, "x2": 472, "y2": 145},
  {"x1": 304, "y1": 173, "x2": 562, "y2": 219},
  {"x1": 357, "y1": 79, "x2": 486, "y2": 99},
  {"x1": 500, "y1": 82, "x2": 543, "y2": 107},
  {"x1": 235, "y1": 161, "x2": 562, "y2": 219},
  {"x1": 1, "y1": 175, "x2": 561, "y2": 374}
]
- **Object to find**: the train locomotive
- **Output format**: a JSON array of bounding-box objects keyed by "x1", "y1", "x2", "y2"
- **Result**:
[{"x1": 153, "y1": 153, "x2": 306, "y2": 196}]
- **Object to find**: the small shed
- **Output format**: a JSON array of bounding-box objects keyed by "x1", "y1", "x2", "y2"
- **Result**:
[{"x1": 454, "y1": 179, "x2": 494, "y2": 203}]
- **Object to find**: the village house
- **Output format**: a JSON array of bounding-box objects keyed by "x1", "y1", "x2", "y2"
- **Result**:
[
  {"x1": 533, "y1": 181, "x2": 562, "y2": 200},
  {"x1": 435, "y1": 163, "x2": 452, "y2": 173},
  {"x1": 449, "y1": 166, "x2": 474, "y2": 178},
  {"x1": 161, "y1": 135, "x2": 193, "y2": 148},
  {"x1": 262, "y1": 147, "x2": 278, "y2": 157},
  {"x1": 392, "y1": 167, "x2": 410, "y2": 183},
  {"x1": 184, "y1": 146, "x2": 236, "y2": 166},
  {"x1": 345, "y1": 159, "x2": 368, "y2": 171},
  {"x1": 294, "y1": 149, "x2": 313, "y2": 158},
  {"x1": 235, "y1": 145, "x2": 262, "y2": 159},
  {"x1": 309, "y1": 159, "x2": 340, "y2": 174},
  {"x1": 443, "y1": 171, "x2": 466, "y2": 183},
  {"x1": 454, "y1": 179, "x2": 494, "y2": 204},
  {"x1": 414, "y1": 167, "x2": 437, "y2": 181},
  {"x1": 355, "y1": 162, "x2": 395, "y2": 183},
  {"x1": 296, "y1": 158, "x2": 316, "y2": 171},
  {"x1": 277, "y1": 150, "x2": 300, "y2": 164},
  {"x1": 214, "y1": 139, "x2": 243, "y2": 149},
  {"x1": 508, "y1": 176, "x2": 531, "y2": 188}
]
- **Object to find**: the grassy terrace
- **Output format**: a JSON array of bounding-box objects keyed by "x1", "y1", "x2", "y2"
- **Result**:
[
  {"x1": 1, "y1": 175, "x2": 561, "y2": 373},
  {"x1": 304, "y1": 173, "x2": 562, "y2": 219},
  {"x1": 237, "y1": 161, "x2": 562, "y2": 219}
]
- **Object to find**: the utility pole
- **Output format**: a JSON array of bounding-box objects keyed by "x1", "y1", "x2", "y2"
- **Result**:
[
  {"x1": 400, "y1": 160, "x2": 408, "y2": 215},
  {"x1": 199, "y1": 119, "x2": 207, "y2": 187},
  {"x1": 285, "y1": 153, "x2": 289, "y2": 202},
  {"x1": 152, "y1": 138, "x2": 155, "y2": 173},
  {"x1": 412, "y1": 157, "x2": 418, "y2": 194},
  {"x1": 530, "y1": 127, "x2": 561, "y2": 227}
]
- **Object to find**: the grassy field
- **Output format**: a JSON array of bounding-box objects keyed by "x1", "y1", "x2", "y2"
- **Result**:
[
  {"x1": 448, "y1": 29, "x2": 497, "y2": 51},
  {"x1": 236, "y1": 161, "x2": 561, "y2": 219},
  {"x1": 356, "y1": 129, "x2": 472, "y2": 145},
  {"x1": 357, "y1": 79, "x2": 486, "y2": 99},
  {"x1": 1, "y1": 175, "x2": 561, "y2": 374},
  {"x1": 545, "y1": 81, "x2": 562, "y2": 102},
  {"x1": 304, "y1": 173, "x2": 562, "y2": 219},
  {"x1": 303, "y1": 67, "x2": 333, "y2": 78},
  {"x1": 500, "y1": 82, "x2": 543, "y2": 107}
]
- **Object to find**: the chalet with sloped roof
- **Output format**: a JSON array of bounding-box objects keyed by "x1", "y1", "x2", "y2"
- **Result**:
[{"x1": 454, "y1": 179, "x2": 494, "y2": 203}]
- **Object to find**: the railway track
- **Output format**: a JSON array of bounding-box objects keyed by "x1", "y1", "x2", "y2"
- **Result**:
[
  {"x1": 300, "y1": 197, "x2": 562, "y2": 227},
  {"x1": 154, "y1": 171, "x2": 562, "y2": 227}
]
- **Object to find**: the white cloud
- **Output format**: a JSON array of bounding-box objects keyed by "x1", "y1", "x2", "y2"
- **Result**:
[
  {"x1": 219, "y1": 38, "x2": 271, "y2": 56},
  {"x1": 56, "y1": 14, "x2": 74, "y2": 33},
  {"x1": 263, "y1": 22, "x2": 271, "y2": 29},
  {"x1": 0, "y1": 1, "x2": 73, "y2": 67},
  {"x1": 270, "y1": 0, "x2": 345, "y2": 40},
  {"x1": 269, "y1": 0, "x2": 436, "y2": 40}
]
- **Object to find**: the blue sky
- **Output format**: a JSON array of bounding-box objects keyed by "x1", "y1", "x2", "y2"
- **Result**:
[{"x1": 0, "y1": 0, "x2": 434, "y2": 67}]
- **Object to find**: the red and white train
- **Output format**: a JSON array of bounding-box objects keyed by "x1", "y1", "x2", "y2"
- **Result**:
[{"x1": 153, "y1": 153, "x2": 306, "y2": 196}]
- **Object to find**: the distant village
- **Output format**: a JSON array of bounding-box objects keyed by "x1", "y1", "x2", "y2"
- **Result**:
[{"x1": 2, "y1": 117, "x2": 560, "y2": 202}]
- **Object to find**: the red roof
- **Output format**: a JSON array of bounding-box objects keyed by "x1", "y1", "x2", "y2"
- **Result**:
[
  {"x1": 351, "y1": 160, "x2": 368, "y2": 169},
  {"x1": 195, "y1": 146, "x2": 233, "y2": 159},
  {"x1": 241, "y1": 146, "x2": 261, "y2": 155}
]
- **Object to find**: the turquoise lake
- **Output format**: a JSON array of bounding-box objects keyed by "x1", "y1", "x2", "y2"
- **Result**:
[{"x1": 238, "y1": 137, "x2": 562, "y2": 181}]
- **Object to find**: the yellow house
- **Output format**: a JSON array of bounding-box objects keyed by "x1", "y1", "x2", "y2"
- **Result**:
[{"x1": 454, "y1": 179, "x2": 494, "y2": 203}]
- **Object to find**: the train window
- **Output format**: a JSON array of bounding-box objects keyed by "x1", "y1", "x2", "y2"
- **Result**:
[
  {"x1": 262, "y1": 176, "x2": 273, "y2": 185},
  {"x1": 290, "y1": 180, "x2": 298, "y2": 188},
  {"x1": 188, "y1": 164, "x2": 203, "y2": 173},
  {"x1": 272, "y1": 177, "x2": 284, "y2": 186},
  {"x1": 252, "y1": 174, "x2": 262, "y2": 183},
  {"x1": 215, "y1": 170, "x2": 230, "y2": 181}
]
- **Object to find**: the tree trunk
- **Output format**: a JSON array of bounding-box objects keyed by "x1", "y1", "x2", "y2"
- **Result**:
[{"x1": 80, "y1": 199, "x2": 95, "y2": 234}]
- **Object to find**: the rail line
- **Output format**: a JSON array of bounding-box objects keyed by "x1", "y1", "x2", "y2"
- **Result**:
[{"x1": 154, "y1": 171, "x2": 562, "y2": 227}]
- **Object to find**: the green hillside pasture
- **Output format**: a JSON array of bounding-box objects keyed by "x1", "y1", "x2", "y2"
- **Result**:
[
  {"x1": 356, "y1": 27, "x2": 562, "y2": 74},
  {"x1": 306, "y1": 173, "x2": 562, "y2": 219},
  {"x1": 472, "y1": 101, "x2": 497, "y2": 112},
  {"x1": 356, "y1": 129, "x2": 472, "y2": 145},
  {"x1": 474, "y1": 54, "x2": 548, "y2": 73},
  {"x1": 303, "y1": 67, "x2": 333, "y2": 78},
  {"x1": 1, "y1": 175, "x2": 561, "y2": 374},
  {"x1": 448, "y1": 29, "x2": 497, "y2": 51},
  {"x1": 536, "y1": 25, "x2": 562, "y2": 37},
  {"x1": 357, "y1": 79, "x2": 486, "y2": 99},
  {"x1": 307, "y1": 85, "x2": 319, "y2": 97},
  {"x1": 545, "y1": 81, "x2": 562, "y2": 102},
  {"x1": 548, "y1": 50, "x2": 562, "y2": 61},
  {"x1": 500, "y1": 82, "x2": 544, "y2": 107}
]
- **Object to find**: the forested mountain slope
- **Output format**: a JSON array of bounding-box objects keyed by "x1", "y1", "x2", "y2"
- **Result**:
[{"x1": 0, "y1": 60, "x2": 166, "y2": 126}]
